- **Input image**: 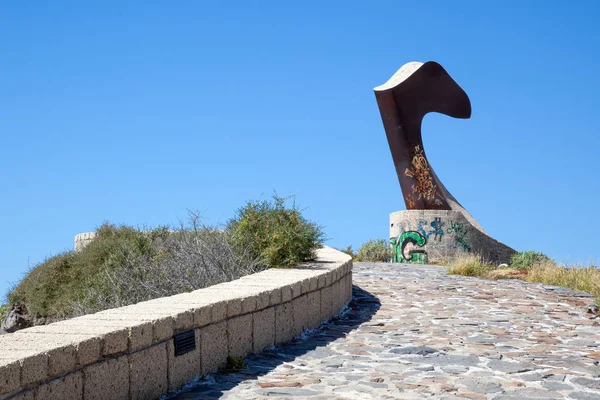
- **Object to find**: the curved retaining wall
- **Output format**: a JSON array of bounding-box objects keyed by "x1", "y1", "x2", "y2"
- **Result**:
[
  {"x1": 390, "y1": 210, "x2": 516, "y2": 264},
  {"x1": 0, "y1": 246, "x2": 352, "y2": 400}
]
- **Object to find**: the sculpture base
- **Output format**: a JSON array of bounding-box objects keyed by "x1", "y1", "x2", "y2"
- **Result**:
[{"x1": 390, "y1": 210, "x2": 515, "y2": 265}]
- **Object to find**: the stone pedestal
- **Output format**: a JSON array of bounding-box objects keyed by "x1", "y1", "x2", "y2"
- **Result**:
[{"x1": 390, "y1": 210, "x2": 515, "y2": 265}]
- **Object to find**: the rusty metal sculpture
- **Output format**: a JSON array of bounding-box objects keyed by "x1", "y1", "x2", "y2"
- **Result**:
[{"x1": 374, "y1": 61, "x2": 485, "y2": 232}]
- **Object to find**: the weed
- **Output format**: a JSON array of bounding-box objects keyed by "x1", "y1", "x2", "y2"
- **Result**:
[
  {"x1": 447, "y1": 254, "x2": 494, "y2": 277},
  {"x1": 338, "y1": 245, "x2": 356, "y2": 259},
  {"x1": 355, "y1": 239, "x2": 392, "y2": 262},
  {"x1": 510, "y1": 250, "x2": 551, "y2": 269},
  {"x1": 227, "y1": 194, "x2": 325, "y2": 268}
]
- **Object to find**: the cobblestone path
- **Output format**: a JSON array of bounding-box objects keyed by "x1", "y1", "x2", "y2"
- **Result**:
[{"x1": 169, "y1": 262, "x2": 600, "y2": 399}]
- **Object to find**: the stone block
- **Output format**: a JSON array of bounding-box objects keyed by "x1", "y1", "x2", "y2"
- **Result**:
[
  {"x1": 332, "y1": 268, "x2": 339, "y2": 283},
  {"x1": 167, "y1": 331, "x2": 201, "y2": 391},
  {"x1": 80, "y1": 319, "x2": 153, "y2": 353},
  {"x1": 281, "y1": 286, "x2": 292, "y2": 303},
  {"x1": 340, "y1": 276, "x2": 349, "y2": 307},
  {"x1": 253, "y1": 307, "x2": 275, "y2": 353},
  {"x1": 325, "y1": 271, "x2": 332, "y2": 287},
  {"x1": 307, "y1": 290, "x2": 322, "y2": 329},
  {"x1": 241, "y1": 295, "x2": 257, "y2": 314},
  {"x1": 47, "y1": 344, "x2": 77, "y2": 378},
  {"x1": 0, "y1": 359, "x2": 20, "y2": 397},
  {"x1": 83, "y1": 357, "x2": 129, "y2": 400},
  {"x1": 274, "y1": 302, "x2": 294, "y2": 344},
  {"x1": 317, "y1": 274, "x2": 327, "y2": 289},
  {"x1": 291, "y1": 282, "x2": 302, "y2": 299},
  {"x1": 10, "y1": 390, "x2": 34, "y2": 400},
  {"x1": 292, "y1": 294, "x2": 310, "y2": 335},
  {"x1": 200, "y1": 322, "x2": 227, "y2": 374},
  {"x1": 130, "y1": 343, "x2": 168, "y2": 400},
  {"x1": 255, "y1": 291, "x2": 270, "y2": 310},
  {"x1": 211, "y1": 301, "x2": 227, "y2": 323},
  {"x1": 19, "y1": 352, "x2": 48, "y2": 388},
  {"x1": 193, "y1": 305, "x2": 212, "y2": 329},
  {"x1": 320, "y1": 285, "x2": 334, "y2": 322},
  {"x1": 269, "y1": 289, "x2": 282, "y2": 306},
  {"x1": 347, "y1": 273, "x2": 354, "y2": 302},
  {"x1": 227, "y1": 314, "x2": 253, "y2": 359},
  {"x1": 98, "y1": 305, "x2": 187, "y2": 340},
  {"x1": 227, "y1": 299, "x2": 242, "y2": 319},
  {"x1": 335, "y1": 279, "x2": 344, "y2": 312},
  {"x1": 309, "y1": 276, "x2": 318, "y2": 292},
  {"x1": 14, "y1": 329, "x2": 102, "y2": 369},
  {"x1": 172, "y1": 311, "x2": 194, "y2": 331},
  {"x1": 34, "y1": 371, "x2": 82, "y2": 400},
  {"x1": 54, "y1": 321, "x2": 129, "y2": 356},
  {"x1": 152, "y1": 317, "x2": 175, "y2": 343},
  {"x1": 0, "y1": 333, "x2": 78, "y2": 379},
  {"x1": 300, "y1": 278, "x2": 311, "y2": 295}
]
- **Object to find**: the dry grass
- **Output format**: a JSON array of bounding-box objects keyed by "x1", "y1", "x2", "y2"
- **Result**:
[
  {"x1": 524, "y1": 260, "x2": 600, "y2": 300},
  {"x1": 447, "y1": 253, "x2": 494, "y2": 277},
  {"x1": 447, "y1": 254, "x2": 600, "y2": 306}
]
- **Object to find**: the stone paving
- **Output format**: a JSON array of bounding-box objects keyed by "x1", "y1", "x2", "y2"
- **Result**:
[{"x1": 168, "y1": 262, "x2": 600, "y2": 399}]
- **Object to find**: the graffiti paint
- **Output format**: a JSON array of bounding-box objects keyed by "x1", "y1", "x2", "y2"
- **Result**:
[
  {"x1": 456, "y1": 231, "x2": 471, "y2": 251},
  {"x1": 404, "y1": 145, "x2": 438, "y2": 202},
  {"x1": 447, "y1": 220, "x2": 471, "y2": 251},
  {"x1": 408, "y1": 250, "x2": 428, "y2": 264},
  {"x1": 417, "y1": 217, "x2": 445, "y2": 242},
  {"x1": 390, "y1": 231, "x2": 427, "y2": 263}
]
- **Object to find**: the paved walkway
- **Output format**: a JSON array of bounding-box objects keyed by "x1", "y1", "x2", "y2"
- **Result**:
[{"x1": 169, "y1": 262, "x2": 600, "y2": 399}]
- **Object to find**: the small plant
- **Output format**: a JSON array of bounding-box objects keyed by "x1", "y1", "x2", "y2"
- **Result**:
[
  {"x1": 510, "y1": 251, "x2": 551, "y2": 269},
  {"x1": 222, "y1": 355, "x2": 246, "y2": 372},
  {"x1": 227, "y1": 194, "x2": 325, "y2": 268},
  {"x1": 447, "y1": 254, "x2": 493, "y2": 277},
  {"x1": 356, "y1": 239, "x2": 392, "y2": 262},
  {"x1": 338, "y1": 245, "x2": 356, "y2": 259},
  {"x1": 0, "y1": 304, "x2": 8, "y2": 324}
]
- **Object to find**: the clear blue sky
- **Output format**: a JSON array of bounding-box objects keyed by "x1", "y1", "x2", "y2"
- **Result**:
[{"x1": 1, "y1": 1, "x2": 599, "y2": 299}]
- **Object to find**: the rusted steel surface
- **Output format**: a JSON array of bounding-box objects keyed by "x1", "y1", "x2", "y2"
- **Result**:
[{"x1": 374, "y1": 61, "x2": 471, "y2": 211}]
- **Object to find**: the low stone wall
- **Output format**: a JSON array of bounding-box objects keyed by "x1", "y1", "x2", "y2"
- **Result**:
[
  {"x1": 0, "y1": 247, "x2": 352, "y2": 400},
  {"x1": 390, "y1": 210, "x2": 515, "y2": 264}
]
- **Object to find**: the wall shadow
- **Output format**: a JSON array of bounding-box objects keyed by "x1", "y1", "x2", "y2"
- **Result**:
[{"x1": 167, "y1": 285, "x2": 381, "y2": 399}]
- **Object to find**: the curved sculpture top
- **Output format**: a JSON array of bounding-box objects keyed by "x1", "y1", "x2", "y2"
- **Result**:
[{"x1": 374, "y1": 61, "x2": 485, "y2": 233}]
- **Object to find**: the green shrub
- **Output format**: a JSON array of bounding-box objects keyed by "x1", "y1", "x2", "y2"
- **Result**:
[
  {"x1": 356, "y1": 239, "x2": 392, "y2": 262},
  {"x1": 222, "y1": 355, "x2": 246, "y2": 372},
  {"x1": 510, "y1": 250, "x2": 551, "y2": 269},
  {"x1": 7, "y1": 223, "x2": 169, "y2": 321},
  {"x1": 8, "y1": 195, "x2": 325, "y2": 323},
  {"x1": 0, "y1": 304, "x2": 8, "y2": 324},
  {"x1": 338, "y1": 245, "x2": 356, "y2": 259},
  {"x1": 227, "y1": 194, "x2": 325, "y2": 268}
]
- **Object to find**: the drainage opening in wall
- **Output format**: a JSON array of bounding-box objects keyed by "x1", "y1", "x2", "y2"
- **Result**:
[{"x1": 174, "y1": 329, "x2": 196, "y2": 356}]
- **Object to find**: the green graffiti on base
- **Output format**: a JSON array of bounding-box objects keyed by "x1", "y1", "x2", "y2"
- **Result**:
[
  {"x1": 408, "y1": 250, "x2": 428, "y2": 264},
  {"x1": 390, "y1": 231, "x2": 427, "y2": 263},
  {"x1": 447, "y1": 220, "x2": 471, "y2": 251}
]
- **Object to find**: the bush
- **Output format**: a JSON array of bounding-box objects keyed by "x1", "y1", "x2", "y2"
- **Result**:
[
  {"x1": 8, "y1": 217, "x2": 264, "y2": 322},
  {"x1": 227, "y1": 194, "x2": 325, "y2": 268},
  {"x1": 338, "y1": 245, "x2": 356, "y2": 259},
  {"x1": 7, "y1": 223, "x2": 169, "y2": 322},
  {"x1": 69, "y1": 215, "x2": 264, "y2": 316},
  {"x1": 0, "y1": 304, "x2": 8, "y2": 324},
  {"x1": 510, "y1": 251, "x2": 551, "y2": 269},
  {"x1": 355, "y1": 239, "x2": 392, "y2": 262}
]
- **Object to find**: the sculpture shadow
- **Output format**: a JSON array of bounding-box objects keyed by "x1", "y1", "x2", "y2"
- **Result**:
[{"x1": 167, "y1": 285, "x2": 381, "y2": 399}]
